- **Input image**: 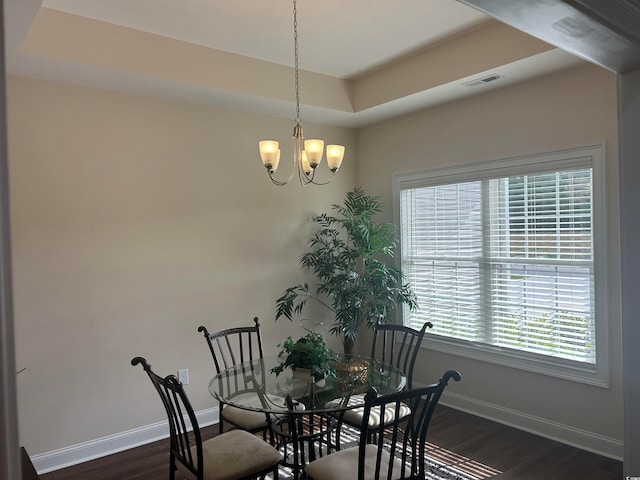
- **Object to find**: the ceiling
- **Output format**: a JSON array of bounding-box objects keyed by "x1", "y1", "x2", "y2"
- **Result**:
[
  {"x1": 40, "y1": 0, "x2": 492, "y2": 79},
  {"x1": 4, "y1": 0, "x2": 588, "y2": 128}
]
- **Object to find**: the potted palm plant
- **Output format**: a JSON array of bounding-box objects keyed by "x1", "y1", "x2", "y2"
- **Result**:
[{"x1": 275, "y1": 187, "x2": 418, "y2": 354}]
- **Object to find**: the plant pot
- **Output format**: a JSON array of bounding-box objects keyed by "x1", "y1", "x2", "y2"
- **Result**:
[
  {"x1": 291, "y1": 367, "x2": 326, "y2": 386},
  {"x1": 291, "y1": 367, "x2": 313, "y2": 381}
]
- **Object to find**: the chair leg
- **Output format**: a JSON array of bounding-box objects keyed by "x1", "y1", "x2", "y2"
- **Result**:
[
  {"x1": 169, "y1": 455, "x2": 176, "y2": 480},
  {"x1": 218, "y1": 404, "x2": 226, "y2": 435},
  {"x1": 266, "y1": 415, "x2": 277, "y2": 446},
  {"x1": 333, "y1": 422, "x2": 342, "y2": 451},
  {"x1": 265, "y1": 464, "x2": 280, "y2": 480}
]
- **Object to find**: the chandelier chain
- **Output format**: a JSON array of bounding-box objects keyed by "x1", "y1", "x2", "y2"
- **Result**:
[{"x1": 293, "y1": 0, "x2": 300, "y2": 124}]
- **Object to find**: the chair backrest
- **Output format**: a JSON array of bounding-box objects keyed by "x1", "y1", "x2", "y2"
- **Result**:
[
  {"x1": 370, "y1": 320, "x2": 432, "y2": 388},
  {"x1": 198, "y1": 317, "x2": 264, "y2": 374},
  {"x1": 358, "y1": 370, "x2": 461, "y2": 480},
  {"x1": 131, "y1": 357, "x2": 203, "y2": 480}
]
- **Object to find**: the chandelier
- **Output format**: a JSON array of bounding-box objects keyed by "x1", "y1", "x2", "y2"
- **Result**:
[{"x1": 258, "y1": 0, "x2": 345, "y2": 186}]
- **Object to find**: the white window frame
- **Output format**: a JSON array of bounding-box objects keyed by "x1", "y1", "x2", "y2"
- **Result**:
[{"x1": 392, "y1": 144, "x2": 609, "y2": 387}]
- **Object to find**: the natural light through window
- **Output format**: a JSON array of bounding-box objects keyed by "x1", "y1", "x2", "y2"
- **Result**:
[
  {"x1": 393, "y1": 145, "x2": 608, "y2": 386},
  {"x1": 425, "y1": 441, "x2": 502, "y2": 479}
]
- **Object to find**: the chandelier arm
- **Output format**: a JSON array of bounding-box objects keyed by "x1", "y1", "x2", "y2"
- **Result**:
[
  {"x1": 267, "y1": 167, "x2": 296, "y2": 186},
  {"x1": 265, "y1": 143, "x2": 298, "y2": 186},
  {"x1": 298, "y1": 165, "x2": 316, "y2": 186},
  {"x1": 306, "y1": 172, "x2": 337, "y2": 186}
]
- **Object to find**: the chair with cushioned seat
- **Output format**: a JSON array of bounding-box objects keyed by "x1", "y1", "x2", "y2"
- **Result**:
[
  {"x1": 131, "y1": 356, "x2": 282, "y2": 480},
  {"x1": 198, "y1": 318, "x2": 277, "y2": 440},
  {"x1": 370, "y1": 321, "x2": 432, "y2": 389},
  {"x1": 270, "y1": 394, "x2": 342, "y2": 479},
  {"x1": 305, "y1": 370, "x2": 461, "y2": 480},
  {"x1": 331, "y1": 321, "x2": 432, "y2": 444}
]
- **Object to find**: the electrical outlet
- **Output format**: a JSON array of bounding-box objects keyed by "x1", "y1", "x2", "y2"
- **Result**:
[{"x1": 177, "y1": 369, "x2": 189, "y2": 385}]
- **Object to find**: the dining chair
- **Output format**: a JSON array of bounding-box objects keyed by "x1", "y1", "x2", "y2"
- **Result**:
[
  {"x1": 370, "y1": 320, "x2": 433, "y2": 389},
  {"x1": 332, "y1": 321, "x2": 432, "y2": 443},
  {"x1": 305, "y1": 370, "x2": 461, "y2": 480},
  {"x1": 198, "y1": 318, "x2": 280, "y2": 440},
  {"x1": 131, "y1": 356, "x2": 282, "y2": 480},
  {"x1": 271, "y1": 394, "x2": 340, "y2": 480}
]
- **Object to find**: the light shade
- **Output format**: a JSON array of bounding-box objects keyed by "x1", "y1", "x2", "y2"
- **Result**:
[
  {"x1": 326, "y1": 145, "x2": 345, "y2": 172},
  {"x1": 300, "y1": 151, "x2": 312, "y2": 175},
  {"x1": 259, "y1": 141, "x2": 280, "y2": 171},
  {"x1": 272, "y1": 149, "x2": 281, "y2": 173},
  {"x1": 304, "y1": 139, "x2": 324, "y2": 168}
]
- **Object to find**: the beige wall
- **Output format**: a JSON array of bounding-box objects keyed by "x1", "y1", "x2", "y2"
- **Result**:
[
  {"x1": 356, "y1": 64, "x2": 622, "y2": 442},
  {"x1": 8, "y1": 76, "x2": 355, "y2": 454},
  {"x1": 9, "y1": 62, "x2": 623, "y2": 460}
]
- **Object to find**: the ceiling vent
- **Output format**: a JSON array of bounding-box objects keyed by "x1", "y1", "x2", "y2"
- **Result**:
[{"x1": 463, "y1": 74, "x2": 504, "y2": 87}]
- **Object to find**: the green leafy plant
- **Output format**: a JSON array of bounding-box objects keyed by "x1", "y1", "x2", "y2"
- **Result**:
[
  {"x1": 275, "y1": 187, "x2": 418, "y2": 354},
  {"x1": 271, "y1": 332, "x2": 338, "y2": 381}
]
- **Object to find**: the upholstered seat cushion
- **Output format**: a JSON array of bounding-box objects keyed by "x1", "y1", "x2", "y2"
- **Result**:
[
  {"x1": 305, "y1": 444, "x2": 403, "y2": 480},
  {"x1": 223, "y1": 393, "x2": 305, "y2": 429},
  {"x1": 176, "y1": 429, "x2": 282, "y2": 480},
  {"x1": 326, "y1": 394, "x2": 412, "y2": 428},
  {"x1": 222, "y1": 405, "x2": 270, "y2": 430}
]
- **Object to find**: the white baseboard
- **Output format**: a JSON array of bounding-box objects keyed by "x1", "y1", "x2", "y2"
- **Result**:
[
  {"x1": 440, "y1": 391, "x2": 623, "y2": 460},
  {"x1": 31, "y1": 407, "x2": 219, "y2": 474},
  {"x1": 32, "y1": 393, "x2": 624, "y2": 474}
]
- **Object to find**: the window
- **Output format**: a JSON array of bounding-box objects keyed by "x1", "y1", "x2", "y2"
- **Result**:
[{"x1": 393, "y1": 145, "x2": 608, "y2": 386}]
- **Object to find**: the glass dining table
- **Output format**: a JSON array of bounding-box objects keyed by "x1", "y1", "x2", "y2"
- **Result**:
[
  {"x1": 209, "y1": 353, "x2": 406, "y2": 413},
  {"x1": 208, "y1": 354, "x2": 406, "y2": 478}
]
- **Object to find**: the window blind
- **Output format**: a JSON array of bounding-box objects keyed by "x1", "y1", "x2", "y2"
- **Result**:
[{"x1": 400, "y1": 167, "x2": 595, "y2": 364}]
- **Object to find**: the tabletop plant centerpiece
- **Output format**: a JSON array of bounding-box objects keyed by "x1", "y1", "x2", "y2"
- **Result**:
[
  {"x1": 275, "y1": 187, "x2": 418, "y2": 354},
  {"x1": 271, "y1": 332, "x2": 338, "y2": 382}
]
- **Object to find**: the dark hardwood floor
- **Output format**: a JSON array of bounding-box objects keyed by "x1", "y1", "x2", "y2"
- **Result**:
[{"x1": 39, "y1": 406, "x2": 622, "y2": 480}]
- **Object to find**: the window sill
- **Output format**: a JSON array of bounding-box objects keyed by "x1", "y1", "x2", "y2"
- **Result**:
[{"x1": 422, "y1": 334, "x2": 609, "y2": 388}]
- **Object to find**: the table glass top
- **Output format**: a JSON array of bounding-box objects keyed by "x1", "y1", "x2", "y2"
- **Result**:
[{"x1": 208, "y1": 354, "x2": 406, "y2": 414}]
